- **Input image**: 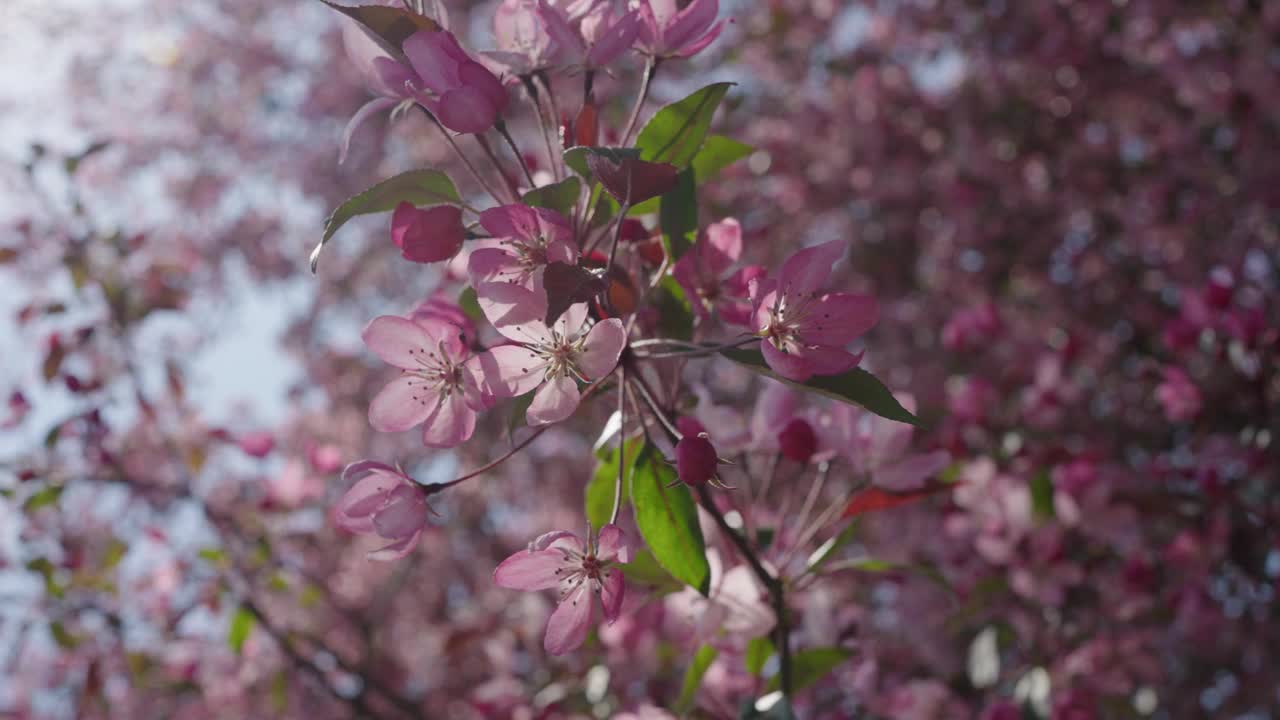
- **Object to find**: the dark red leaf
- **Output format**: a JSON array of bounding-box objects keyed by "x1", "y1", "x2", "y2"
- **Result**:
[{"x1": 543, "y1": 262, "x2": 607, "y2": 326}]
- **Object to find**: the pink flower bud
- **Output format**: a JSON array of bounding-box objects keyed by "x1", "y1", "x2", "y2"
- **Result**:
[
  {"x1": 391, "y1": 202, "x2": 465, "y2": 263},
  {"x1": 778, "y1": 417, "x2": 817, "y2": 463},
  {"x1": 676, "y1": 433, "x2": 718, "y2": 487},
  {"x1": 237, "y1": 430, "x2": 275, "y2": 458},
  {"x1": 402, "y1": 30, "x2": 508, "y2": 134},
  {"x1": 675, "y1": 415, "x2": 706, "y2": 438}
]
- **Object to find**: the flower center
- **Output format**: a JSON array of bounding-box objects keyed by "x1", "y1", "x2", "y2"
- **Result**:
[{"x1": 404, "y1": 341, "x2": 465, "y2": 398}]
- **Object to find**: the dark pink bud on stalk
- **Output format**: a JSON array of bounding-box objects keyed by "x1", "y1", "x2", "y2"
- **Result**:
[
  {"x1": 675, "y1": 415, "x2": 706, "y2": 438},
  {"x1": 391, "y1": 202, "x2": 465, "y2": 263},
  {"x1": 676, "y1": 433, "x2": 718, "y2": 487},
  {"x1": 778, "y1": 417, "x2": 817, "y2": 463},
  {"x1": 586, "y1": 153, "x2": 679, "y2": 205}
]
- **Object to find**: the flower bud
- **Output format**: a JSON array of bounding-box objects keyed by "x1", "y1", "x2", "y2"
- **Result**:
[
  {"x1": 676, "y1": 433, "x2": 718, "y2": 487},
  {"x1": 778, "y1": 417, "x2": 817, "y2": 464}
]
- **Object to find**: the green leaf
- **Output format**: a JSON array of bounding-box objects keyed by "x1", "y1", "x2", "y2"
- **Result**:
[
  {"x1": 677, "y1": 644, "x2": 719, "y2": 713},
  {"x1": 630, "y1": 444, "x2": 711, "y2": 595},
  {"x1": 23, "y1": 485, "x2": 62, "y2": 512},
  {"x1": 1030, "y1": 469, "x2": 1055, "y2": 521},
  {"x1": 28, "y1": 558, "x2": 64, "y2": 599},
  {"x1": 198, "y1": 547, "x2": 228, "y2": 566},
  {"x1": 659, "y1": 168, "x2": 698, "y2": 260},
  {"x1": 621, "y1": 548, "x2": 680, "y2": 590},
  {"x1": 745, "y1": 636, "x2": 775, "y2": 676},
  {"x1": 655, "y1": 277, "x2": 694, "y2": 341},
  {"x1": 720, "y1": 348, "x2": 923, "y2": 427},
  {"x1": 49, "y1": 621, "x2": 80, "y2": 649},
  {"x1": 228, "y1": 606, "x2": 256, "y2": 655},
  {"x1": 636, "y1": 82, "x2": 734, "y2": 167},
  {"x1": 521, "y1": 176, "x2": 581, "y2": 215},
  {"x1": 506, "y1": 391, "x2": 537, "y2": 441},
  {"x1": 691, "y1": 134, "x2": 754, "y2": 181},
  {"x1": 456, "y1": 286, "x2": 485, "y2": 327},
  {"x1": 584, "y1": 438, "x2": 641, "y2": 529},
  {"x1": 766, "y1": 647, "x2": 852, "y2": 693},
  {"x1": 315, "y1": 2, "x2": 441, "y2": 59},
  {"x1": 311, "y1": 169, "x2": 460, "y2": 272},
  {"x1": 102, "y1": 539, "x2": 128, "y2": 570}
]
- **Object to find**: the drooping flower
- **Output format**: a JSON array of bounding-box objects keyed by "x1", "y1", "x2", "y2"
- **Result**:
[
  {"x1": 467, "y1": 204, "x2": 577, "y2": 325},
  {"x1": 338, "y1": 20, "x2": 421, "y2": 163},
  {"x1": 334, "y1": 461, "x2": 433, "y2": 561},
  {"x1": 493, "y1": 524, "x2": 631, "y2": 655},
  {"x1": 402, "y1": 30, "x2": 509, "y2": 134},
  {"x1": 478, "y1": 303, "x2": 626, "y2": 425},
  {"x1": 540, "y1": 0, "x2": 643, "y2": 70},
  {"x1": 672, "y1": 218, "x2": 764, "y2": 325},
  {"x1": 488, "y1": 0, "x2": 557, "y2": 76},
  {"x1": 362, "y1": 315, "x2": 491, "y2": 447},
  {"x1": 633, "y1": 0, "x2": 724, "y2": 59},
  {"x1": 750, "y1": 240, "x2": 879, "y2": 382},
  {"x1": 391, "y1": 202, "x2": 465, "y2": 263}
]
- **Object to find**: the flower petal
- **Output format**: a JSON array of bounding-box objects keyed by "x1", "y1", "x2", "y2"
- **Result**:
[
  {"x1": 494, "y1": 548, "x2": 571, "y2": 591},
  {"x1": 527, "y1": 375, "x2": 581, "y2": 425},
  {"x1": 437, "y1": 85, "x2": 500, "y2": 134},
  {"x1": 362, "y1": 315, "x2": 432, "y2": 369},
  {"x1": 420, "y1": 390, "x2": 477, "y2": 447},
  {"x1": 334, "y1": 472, "x2": 396, "y2": 534},
  {"x1": 368, "y1": 376, "x2": 436, "y2": 432},
  {"x1": 599, "y1": 568, "x2": 625, "y2": 624},
  {"x1": 778, "y1": 239, "x2": 844, "y2": 300},
  {"x1": 760, "y1": 339, "x2": 814, "y2": 381},
  {"x1": 544, "y1": 581, "x2": 592, "y2": 655},
  {"x1": 339, "y1": 97, "x2": 397, "y2": 165},
  {"x1": 575, "y1": 318, "x2": 626, "y2": 380},
  {"x1": 596, "y1": 524, "x2": 631, "y2": 563},
  {"x1": 367, "y1": 528, "x2": 422, "y2": 561},
  {"x1": 802, "y1": 293, "x2": 878, "y2": 345},
  {"x1": 473, "y1": 344, "x2": 548, "y2": 399},
  {"x1": 372, "y1": 485, "x2": 429, "y2": 539}
]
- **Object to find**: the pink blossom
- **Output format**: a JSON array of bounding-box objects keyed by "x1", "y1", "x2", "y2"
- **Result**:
[
  {"x1": 410, "y1": 290, "x2": 476, "y2": 347},
  {"x1": 665, "y1": 549, "x2": 774, "y2": 649},
  {"x1": 402, "y1": 30, "x2": 508, "y2": 134},
  {"x1": 539, "y1": 0, "x2": 643, "y2": 70},
  {"x1": 362, "y1": 315, "x2": 490, "y2": 447},
  {"x1": 333, "y1": 461, "x2": 432, "y2": 561},
  {"x1": 493, "y1": 524, "x2": 631, "y2": 655},
  {"x1": 634, "y1": 0, "x2": 724, "y2": 59},
  {"x1": 671, "y1": 218, "x2": 763, "y2": 325},
  {"x1": 467, "y1": 204, "x2": 577, "y2": 325},
  {"x1": 1155, "y1": 366, "x2": 1201, "y2": 423},
  {"x1": 235, "y1": 430, "x2": 275, "y2": 458},
  {"x1": 390, "y1": 202, "x2": 464, "y2": 263},
  {"x1": 826, "y1": 395, "x2": 950, "y2": 490},
  {"x1": 338, "y1": 20, "x2": 421, "y2": 163},
  {"x1": 479, "y1": 303, "x2": 625, "y2": 425},
  {"x1": 777, "y1": 417, "x2": 817, "y2": 463},
  {"x1": 750, "y1": 240, "x2": 879, "y2": 381},
  {"x1": 489, "y1": 0, "x2": 557, "y2": 75}
]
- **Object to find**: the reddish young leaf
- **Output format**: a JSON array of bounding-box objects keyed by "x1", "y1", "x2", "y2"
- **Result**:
[{"x1": 842, "y1": 483, "x2": 954, "y2": 519}]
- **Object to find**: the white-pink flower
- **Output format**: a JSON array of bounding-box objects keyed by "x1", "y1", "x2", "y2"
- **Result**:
[
  {"x1": 750, "y1": 240, "x2": 879, "y2": 382},
  {"x1": 493, "y1": 524, "x2": 631, "y2": 655},
  {"x1": 362, "y1": 315, "x2": 491, "y2": 447},
  {"x1": 480, "y1": 303, "x2": 626, "y2": 425},
  {"x1": 467, "y1": 204, "x2": 577, "y2": 326},
  {"x1": 334, "y1": 461, "x2": 433, "y2": 561},
  {"x1": 633, "y1": 0, "x2": 724, "y2": 59}
]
